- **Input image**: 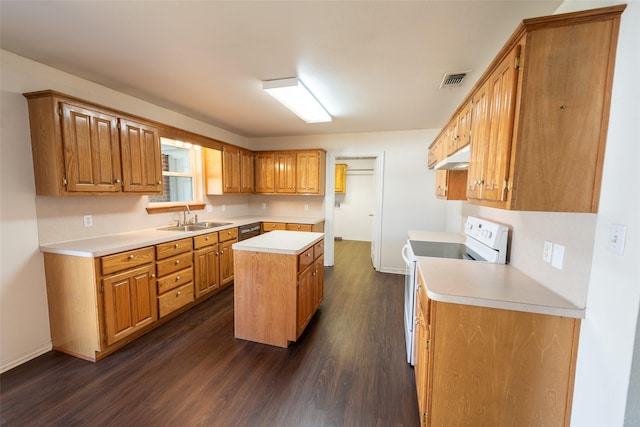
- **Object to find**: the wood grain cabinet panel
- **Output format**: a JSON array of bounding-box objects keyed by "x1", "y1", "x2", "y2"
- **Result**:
[
  {"x1": 334, "y1": 163, "x2": 347, "y2": 193},
  {"x1": 430, "y1": 5, "x2": 625, "y2": 212},
  {"x1": 256, "y1": 149, "x2": 326, "y2": 195},
  {"x1": 24, "y1": 90, "x2": 162, "y2": 196},
  {"x1": 254, "y1": 152, "x2": 276, "y2": 193}
]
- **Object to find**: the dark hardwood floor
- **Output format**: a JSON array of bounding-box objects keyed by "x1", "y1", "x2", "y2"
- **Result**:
[{"x1": 1, "y1": 240, "x2": 419, "y2": 427}]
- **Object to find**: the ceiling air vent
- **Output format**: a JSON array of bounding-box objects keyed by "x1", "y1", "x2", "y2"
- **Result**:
[{"x1": 440, "y1": 71, "x2": 470, "y2": 89}]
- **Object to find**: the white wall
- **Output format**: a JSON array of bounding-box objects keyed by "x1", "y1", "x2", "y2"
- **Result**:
[
  {"x1": 0, "y1": 50, "x2": 250, "y2": 372},
  {"x1": 334, "y1": 158, "x2": 376, "y2": 241},
  {"x1": 249, "y1": 130, "x2": 450, "y2": 273}
]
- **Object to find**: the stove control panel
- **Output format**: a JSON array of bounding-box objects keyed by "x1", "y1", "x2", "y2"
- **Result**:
[{"x1": 464, "y1": 216, "x2": 509, "y2": 251}]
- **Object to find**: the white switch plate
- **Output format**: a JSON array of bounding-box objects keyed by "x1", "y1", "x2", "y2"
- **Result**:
[
  {"x1": 83, "y1": 215, "x2": 93, "y2": 227},
  {"x1": 608, "y1": 224, "x2": 627, "y2": 255},
  {"x1": 551, "y1": 243, "x2": 565, "y2": 269},
  {"x1": 221, "y1": 204, "x2": 226, "y2": 212},
  {"x1": 543, "y1": 241, "x2": 553, "y2": 263},
  {"x1": 206, "y1": 205, "x2": 213, "y2": 213}
]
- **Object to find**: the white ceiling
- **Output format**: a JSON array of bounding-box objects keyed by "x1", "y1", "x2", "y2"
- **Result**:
[{"x1": 1, "y1": 1, "x2": 564, "y2": 138}]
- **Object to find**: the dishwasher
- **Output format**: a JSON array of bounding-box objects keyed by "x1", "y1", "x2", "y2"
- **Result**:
[{"x1": 238, "y1": 223, "x2": 261, "y2": 241}]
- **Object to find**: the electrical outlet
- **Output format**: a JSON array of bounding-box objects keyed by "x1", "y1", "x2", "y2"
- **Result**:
[
  {"x1": 262, "y1": 203, "x2": 267, "y2": 209},
  {"x1": 206, "y1": 205, "x2": 213, "y2": 213},
  {"x1": 83, "y1": 215, "x2": 93, "y2": 227},
  {"x1": 608, "y1": 224, "x2": 627, "y2": 255},
  {"x1": 221, "y1": 204, "x2": 226, "y2": 212},
  {"x1": 304, "y1": 204, "x2": 309, "y2": 211},
  {"x1": 551, "y1": 243, "x2": 565, "y2": 269},
  {"x1": 543, "y1": 241, "x2": 553, "y2": 263}
]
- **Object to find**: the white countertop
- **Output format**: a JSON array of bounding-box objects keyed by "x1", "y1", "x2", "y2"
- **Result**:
[
  {"x1": 232, "y1": 230, "x2": 324, "y2": 255},
  {"x1": 417, "y1": 256, "x2": 585, "y2": 319},
  {"x1": 39, "y1": 215, "x2": 324, "y2": 258}
]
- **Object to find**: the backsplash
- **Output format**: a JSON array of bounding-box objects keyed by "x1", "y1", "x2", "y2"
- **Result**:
[{"x1": 462, "y1": 204, "x2": 597, "y2": 308}]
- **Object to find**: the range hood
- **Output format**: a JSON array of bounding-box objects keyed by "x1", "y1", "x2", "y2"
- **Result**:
[{"x1": 434, "y1": 145, "x2": 470, "y2": 170}]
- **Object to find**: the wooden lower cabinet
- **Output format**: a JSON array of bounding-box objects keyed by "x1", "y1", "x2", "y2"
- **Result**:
[
  {"x1": 262, "y1": 221, "x2": 325, "y2": 234},
  {"x1": 218, "y1": 227, "x2": 238, "y2": 288},
  {"x1": 155, "y1": 238, "x2": 194, "y2": 318},
  {"x1": 414, "y1": 284, "x2": 580, "y2": 426},
  {"x1": 234, "y1": 238, "x2": 324, "y2": 348},
  {"x1": 193, "y1": 232, "x2": 220, "y2": 299}
]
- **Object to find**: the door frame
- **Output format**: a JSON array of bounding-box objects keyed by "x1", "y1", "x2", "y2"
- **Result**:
[{"x1": 324, "y1": 151, "x2": 384, "y2": 270}]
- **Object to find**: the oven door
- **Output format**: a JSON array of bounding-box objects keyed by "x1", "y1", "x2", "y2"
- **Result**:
[{"x1": 401, "y1": 243, "x2": 416, "y2": 365}]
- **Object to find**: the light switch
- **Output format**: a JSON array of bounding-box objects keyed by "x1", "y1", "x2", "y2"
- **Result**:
[
  {"x1": 551, "y1": 243, "x2": 565, "y2": 269},
  {"x1": 608, "y1": 224, "x2": 627, "y2": 255}
]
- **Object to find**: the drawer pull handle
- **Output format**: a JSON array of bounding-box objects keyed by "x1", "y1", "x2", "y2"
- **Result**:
[
  {"x1": 175, "y1": 260, "x2": 180, "y2": 265},
  {"x1": 128, "y1": 255, "x2": 134, "y2": 260},
  {"x1": 151, "y1": 274, "x2": 156, "y2": 278},
  {"x1": 176, "y1": 291, "x2": 181, "y2": 297},
  {"x1": 176, "y1": 276, "x2": 180, "y2": 281},
  {"x1": 205, "y1": 237, "x2": 209, "y2": 240},
  {"x1": 174, "y1": 244, "x2": 179, "y2": 248},
  {"x1": 307, "y1": 253, "x2": 312, "y2": 257}
]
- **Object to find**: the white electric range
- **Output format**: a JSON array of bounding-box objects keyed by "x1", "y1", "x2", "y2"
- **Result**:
[{"x1": 401, "y1": 216, "x2": 509, "y2": 365}]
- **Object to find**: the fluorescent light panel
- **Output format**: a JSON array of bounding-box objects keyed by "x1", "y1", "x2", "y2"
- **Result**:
[{"x1": 263, "y1": 77, "x2": 331, "y2": 123}]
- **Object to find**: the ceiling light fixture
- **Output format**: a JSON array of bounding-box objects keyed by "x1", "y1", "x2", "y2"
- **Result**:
[{"x1": 263, "y1": 77, "x2": 331, "y2": 123}]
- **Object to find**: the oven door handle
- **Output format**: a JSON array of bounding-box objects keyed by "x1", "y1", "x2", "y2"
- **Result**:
[{"x1": 401, "y1": 243, "x2": 411, "y2": 266}]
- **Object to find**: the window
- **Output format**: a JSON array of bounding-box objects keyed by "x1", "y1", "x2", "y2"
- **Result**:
[{"x1": 149, "y1": 138, "x2": 202, "y2": 204}]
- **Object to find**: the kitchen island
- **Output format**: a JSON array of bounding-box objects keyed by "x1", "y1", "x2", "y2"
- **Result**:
[{"x1": 233, "y1": 231, "x2": 324, "y2": 348}]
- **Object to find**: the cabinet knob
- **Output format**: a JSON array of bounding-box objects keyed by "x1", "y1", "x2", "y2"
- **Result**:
[
  {"x1": 176, "y1": 276, "x2": 180, "y2": 281},
  {"x1": 115, "y1": 179, "x2": 122, "y2": 183},
  {"x1": 205, "y1": 237, "x2": 209, "y2": 241},
  {"x1": 151, "y1": 274, "x2": 156, "y2": 278},
  {"x1": 128, "y1": 255, "x2": 134, "y2": 259},
  {"x1": 176, "y1": 291, "x2": 181, "y2": 297},
  {"x1": 175, "y1": 260, "x2": 180, "y2": 265},
  {"x1": 307, "y1": 253, "x2": 312, "y2": 257},
  {"x1": 174, "y1": 244, "x2": 179, "y2": 248},
  {"x1": 157, "y1": 181, "x2": 162, "y2": 185}
]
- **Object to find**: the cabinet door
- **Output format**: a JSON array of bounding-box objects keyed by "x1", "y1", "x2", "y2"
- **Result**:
[
  {"x1": 435, "y1": 170, "x2": 448, "y2": 198},
  {"x1": 312, "y1": 256, "x2": 324, "y2": 311},
  {"x1": 275, "y1": 152, "x2": 297, "y2": 193},
  {"x1": 219, "y1": 238, "x2": 236, "y2": 287},
  {"x1": 240, "y1": 149, "x2": 254, "y2": 193},
  {"x1": 255, "y1": 152, "x2": 275, "y2": 193},
  {"x1": 119, "y1": 118, "x2": 162, "y2": 194},
  {"x1": 296, "y1": 151, "x2": 323, "y2": 194},
  {"x1": 414, "y1": 290, "x2": 431, "y2": 427},
  {"x1": 60, "y1": 102, "x2": 121, "y2": 193},
  {"x1": 194, "y1": 245, "x2": 220, "y2": 298},
  {"x1": 482, "y1": 45, "x2": 520, "y2": 203},
  {"x1": 222, "y1": 146, "x2": 241, "y2": 193},
  {"x1": 456, "y1": 100, "x2": 473, "y2": 150},
  {"x1": 468, "y1": 81, "x2": 491, "y2": 199},
  {"x1": 335, "y1": 164, "x2": 347, "y2": 193},
  {"x1": 296, "y1": 264, "x2": 314, "y2": 337},
  {"x1": 102, "y1": 264, "x2": 157, "y2": 346}
]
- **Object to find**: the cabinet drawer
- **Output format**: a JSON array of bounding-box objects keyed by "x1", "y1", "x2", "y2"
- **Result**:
[
  {"x1": 193, "y1": 232, "x2": 218, "y2": 250},
  {"x1": 157, "y1": 267, "x2": 193, "y2": 294},
  {"x1": 298, "y1": 247, "x2": 315, "y2": 270},
  {"x1": 158, "y1": 282, "x2": 194, "y2": 318},
  {"x1": 314, "y1": 240, "x2": 324, "y2": 259},
  {"x1": 262, "y1": 222, "x2": 286, "y2": 232},
  {"x1": 156, "y1": 238, "x2": 193, "y2": 260},
  {"x1": 219, "y1": 227, "x2": 238, "y2": 242},
  {"x1": 156, "y1": 252, "x2": 193, "y2": 277},
  {"x1": 101, "y1": 246, "x2": 154, "y2": 276},
  {"x1": 287, "y1": 223, "x2": 312, "y2": 232}
]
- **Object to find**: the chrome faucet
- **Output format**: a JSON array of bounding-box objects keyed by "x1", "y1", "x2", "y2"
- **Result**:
[{"x1": 183, "y1": 204, "x2": 190, "y2": 225}]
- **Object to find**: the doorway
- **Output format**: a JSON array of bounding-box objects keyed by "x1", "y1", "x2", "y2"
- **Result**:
[{"x1": 323, "y1": 152, "x2": 384, "y2": 270}]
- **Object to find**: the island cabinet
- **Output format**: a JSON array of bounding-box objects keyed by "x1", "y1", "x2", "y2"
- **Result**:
[
  {"x1": 434, "y1": 5, "x2": 625, "y2": 212},
  {"x1": 414, "y1": 281, "x2": 581, "y2": 426},
  {"x1": 233, "y1": 231, "x2": 324, "y2": 348},
  {"x1": 23, "y1": 90, "x2": 162, "y2": 196},
  {"x1": 254, "y1": 149, "x2": 326, "y2": 195}
]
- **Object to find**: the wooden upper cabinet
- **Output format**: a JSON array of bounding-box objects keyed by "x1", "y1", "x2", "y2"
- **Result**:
[
  {"x1": 296, "y1": 150, "x2": 325, "y2": 194},
  {"x1": 24, "y1": 90, "x2": 162, "y2": 196},
  {"x1": 240, "y1": 149, "x2": 255, "y2": 193},
  {"x1": 60, "y1": 102, "x2": 122, "y2": 193},
  {"x1": 222, "y1": 145, "x2": 242, "y2": 193},
  {"x1": 436, "y1": 5, "x2": 625, "y2": 212},
  {"x1": 335, "y1": 163, "x2": 347, "y2": 193},
  {"x1": 119, "y1": 118, "x2": 162, "y2": 194},
  {"x1": 275, "y1": 152, "x2": 297, "y2": 193},
  {"x1": 255, "y1": 152, "x2": 276, "y2": 193}
]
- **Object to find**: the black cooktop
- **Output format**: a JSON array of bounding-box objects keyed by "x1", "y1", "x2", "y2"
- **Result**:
[{"x1": 409, "y1": 240, "x2": 468, "y2": 260}]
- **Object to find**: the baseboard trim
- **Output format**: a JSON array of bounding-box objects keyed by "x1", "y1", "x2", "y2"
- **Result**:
[
  {"x1": 378, "y1": 267, "x2": 405, "y2": 275},
  {"x1": 0, "y1": 342, "x2": 52, "y2": 374}
]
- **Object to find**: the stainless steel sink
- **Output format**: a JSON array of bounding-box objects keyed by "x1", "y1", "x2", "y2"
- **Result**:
[{"x1": 157, "y1": 222, "x2": 232, "y2": 232}]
